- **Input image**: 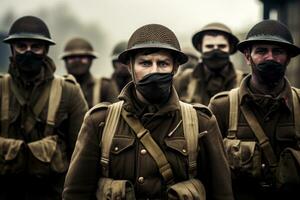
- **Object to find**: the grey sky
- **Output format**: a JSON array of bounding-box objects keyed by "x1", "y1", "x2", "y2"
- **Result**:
[{"x1": 1, "y1": 0, "x2": 262, "y2": 75}]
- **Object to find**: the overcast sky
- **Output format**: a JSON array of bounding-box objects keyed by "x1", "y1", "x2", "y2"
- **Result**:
[{"x1": 1, "y1": 0, "x2": 262, "y2": 75}]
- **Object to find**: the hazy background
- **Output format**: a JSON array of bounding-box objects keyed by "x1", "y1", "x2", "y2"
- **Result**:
[{"x1": 1, "y1": 0, "x2": 263, "y2": 77}]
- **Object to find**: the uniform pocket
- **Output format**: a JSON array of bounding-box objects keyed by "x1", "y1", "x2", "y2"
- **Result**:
[
  {"x1": 27, "y1": 135, "x2": 68, "y2": 177},
  {"x1": 110, "y1": 136, "x2": 135, "y2": 155},
  {"x1": 224, "y1": 138, "x2": 262, "y2": 179},
  {"x1": 0, "y1": 137, "x2": 25, "y2": 175}
]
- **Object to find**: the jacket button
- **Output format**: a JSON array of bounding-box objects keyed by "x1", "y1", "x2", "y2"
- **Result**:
[
  {"x1": 182, "y1": 149, "x2": 187, "y2": 153},
  {"x1": 138, "y1": 176, "x2": 144, "y2": 184},
  {"x1": 114, "y1": 146, "x2": 119, "y2": 151},
  {"x1": 140, "y1": 149, "x2": 147, "y2": 155}
]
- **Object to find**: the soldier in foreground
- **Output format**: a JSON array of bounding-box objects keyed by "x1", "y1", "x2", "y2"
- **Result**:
[
  {"x1": 175, "y1": 22, "x2": 245, "y2": 105},
  {"x1": 63, "y1": 24, "x2": 233, "y2": 200},
  {"x1": 62, "y1": 37, "x2": 119, "y2": 108},
  {"x1": 110, "y1": 41, "x2": 132, "y2": 93},
  {"x1": 209, "y1": 20, "x2": 300, "y2": 200},
  {"x1": 0, "y1": 16, "x2": 88, "y2": 199}
]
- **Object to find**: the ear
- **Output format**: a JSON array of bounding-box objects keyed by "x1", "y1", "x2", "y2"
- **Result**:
[{"x1": 244, "y1": 49, "x2": 251, "y2": 65}]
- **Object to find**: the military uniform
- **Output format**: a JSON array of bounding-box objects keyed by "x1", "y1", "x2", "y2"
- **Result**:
[
  {"x1": 174, "y1": 62, "x2": 244, "y2": 105},
  {"x1": 0, "y1": 56, "x2": 88, "y2": 200},
  {"x1": 76, "y1": 72, "x2": 119, "y2": 108},
  {"x1": 63, "y1": 82, "x2": 233, "y2": 200}
]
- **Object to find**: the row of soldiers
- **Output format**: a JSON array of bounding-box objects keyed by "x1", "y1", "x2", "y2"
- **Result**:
[{"x1": 0, "y1": 15, "x2": 299, "y2": 200}]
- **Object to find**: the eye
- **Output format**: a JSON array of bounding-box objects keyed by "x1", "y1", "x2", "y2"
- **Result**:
[
  {"x1": 15, "y1": 43, "x2": 27, "y2": 50},
  {"x1": 158, "y1": 61, "x2": 170, "y2": 67},
  {"x1": 140, "y1": 61, "x2": 151, "y2": 67},
  {"x1": 273, "y1": 48, "x2": 286, "y2": 55},
  {"x1": 255, "y1": 48, "x2": 267, "y2": 54},
  {"x1": 205, "y1": 44, "x2": 214, "y2": 49},
  {"x1": 218, "y1": 44, "x2": 227, "y2": 49}
]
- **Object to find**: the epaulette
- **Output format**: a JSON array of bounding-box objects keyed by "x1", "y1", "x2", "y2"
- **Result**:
[
  {"x1": 62, "y1": 74, "x2": 78, "y2": 85},
  {"x1": 192, "y1": 103, "x2": 213, "y2": 118},
  {"x1": 87, "y1": 102, "x2": 110, "y2": 116},
  {"x1": 210, "y1": 91, "x2": 230, "y2": 102}
]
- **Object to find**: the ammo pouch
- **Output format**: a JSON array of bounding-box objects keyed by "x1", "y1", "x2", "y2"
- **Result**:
[
  {"x1": 224, "y1": 138, "x2": 262, "y2": 179},
  {"x1": 0, "y1": 136, "x2": 26, "y2": 175},
  {"x1": 276, "y1": 147, "x2": 300, "y2": 188},
  {"x1": 167, "y1": 178, "x2": 206, "y2": 200},
  {"x1": 96, "y1": 178, "x2": 136, "y2": 200},
  {"x1": 27, "y1": 135, "x2": 69, "y2": 177}
]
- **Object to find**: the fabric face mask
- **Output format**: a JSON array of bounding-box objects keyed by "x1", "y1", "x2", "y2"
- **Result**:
[
  {"x1": 136, "y1": 72, "x2": 173, "y2": 104},
  {"x1": 15, "y1": 51, "x2": 44, "y2": 75},
  {"x1": 253, "y1": 60, "x2": 286, "y2": 87},
  {"x1": 202, "y1": 49, "x2": 230, "y2": 71}
]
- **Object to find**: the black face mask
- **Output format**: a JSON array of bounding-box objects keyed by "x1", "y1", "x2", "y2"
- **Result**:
[
  {"x1": 253, "y1": 60, "x2": 286, "y2": 87},
  {"x1": 202, "y1": 49, "x2": 230, "y2": 71},
  {"x1": 136, "y1": 72, "x2": 173, "y2": 104},
  {"x1": 15, "y1": 51, "x2": 44, "y2": 75},
  {"x1": 66, "y1": 61, "x2": 91, "y2": 77}
]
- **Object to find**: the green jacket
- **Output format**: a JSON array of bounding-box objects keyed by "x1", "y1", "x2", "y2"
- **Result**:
[
  {"x1": 0, "y1": 57, "x2": 88, "y2": 200},
  {"x1": 63, "y1": 82, "x2": 233, "y2": 200}
]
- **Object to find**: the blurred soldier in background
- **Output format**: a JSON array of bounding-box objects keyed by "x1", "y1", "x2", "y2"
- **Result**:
[
  {"x1": 63, "y1": 23, "x2": 233, "y2": 200},
  {"x1": 110, "y1": 41, "x2": 131, "y2": 93},
  {"x1": 0, "y1": 16, "x2": 88, "y2": 200},
  {"x1": 174, "y1": 22, "x2": 245, "y2": 105},
  {"x1": 175, "y1": 47, "x2": 198, "y2": 76},
  {"x1": 209, "y1": 20, "x2": 300, "y2": 200},
  {"x1": 61, "y1": 37, "x2": 118, "y2": 108}
]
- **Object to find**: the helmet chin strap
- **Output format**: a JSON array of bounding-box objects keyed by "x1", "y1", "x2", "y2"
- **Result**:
[{"x1": 129, "y1": 57, "x2": 137, "y2": 84}]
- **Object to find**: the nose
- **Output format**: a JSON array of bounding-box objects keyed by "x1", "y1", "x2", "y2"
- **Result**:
[
  {"x1": 265, "y1": 50, "x2": 275, "y2": 60},
  {"x1": 150, "y1": 63, "x2": 159, "y2": 73}
]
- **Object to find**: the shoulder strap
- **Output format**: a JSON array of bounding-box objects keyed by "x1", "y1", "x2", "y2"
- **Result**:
[
  {"x1": 235, "y1": 70, "x2": 244, "y2": 86},
  {"x1": 1, "y1": 74, "x2": 11, "y2": 137},
  {"x1": 292, "y1": 87, "x2": 300, "y2": 143},
  {"x1": 228, "y1": 88, "x2": 239, "y2": 138},
  {"x1": 100, "y1": 101, "x2": 124, "y2": 177},
  {"x1": 186, "y1": 79, "x2": 199, "y2": 103},
  {"x1": 43, "y1": 76, "x2": 63, "y2": 135},
  {"x1": 121, "y1": 109, "x2": 174, "y2": 185},
  {"x1": 93, "y1": 77, "x2": 102, "y2": 106},
  {"x1": 179, "y1": 101, "x2": 198, "y2": 178},
  {"x1": 240, "y1": 103, "x2": 278, "y2": 168}
]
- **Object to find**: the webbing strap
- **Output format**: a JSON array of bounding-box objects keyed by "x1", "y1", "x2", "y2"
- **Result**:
[
  {"x1": 47, "y1": 76, "x2": 63, "y2": 126},
  {"x1": 93, "y1": 77, "x2": 102, "y2": 106},
  {"x1": 179, "y1": 101, "x2": 198, "y2": 178},
  {"x1": 100, "y1": 101, "x2": 124, "y2": 177},
  {"x1": 186, "y1": 79, "x2": 199, "y2": 103},
  {"x1": 228, "y1": 88, "x2": 239, "y2": 138},
  {"x1": 240, "y1": 104, "x2": 278, "y2": 167},
  {"x1": 1, "y1": 74, "x2": 10, "y2": 137},
  {"x1": 235, "y1": 70, "x2": 244, "y2": 86},
  {"x1": 121, "y1": 109, "x2": 174, "y2": 185},
  {"x1": 292, "y1": 87, "x2": 300, "y2": 143}
]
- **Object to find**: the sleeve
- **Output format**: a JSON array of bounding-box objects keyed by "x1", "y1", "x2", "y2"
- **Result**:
[
  {"x1": 197, "y1": 114, "x2": 234, "y2": 200},
  {"x1": 63, "y1": 112, "x2": 102, "y2": 200},
  {"x1": 66, "y1": 83, "x2": 89, "y2": 155}
]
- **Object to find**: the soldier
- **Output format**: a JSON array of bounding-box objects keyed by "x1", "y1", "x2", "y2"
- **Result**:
[
  {"x1": 0, "y1": 16, "x2": 88, "y2": 200},
  {"x1": 61, "y1": 37, "x2": 119, "y2": 108},
  {"x1": 174, "y1": 22, "x2": 245, "y2": 105},
  {"x1": 209, "y1": 20, "x2": 300, "y2": 200},
  {"x1": 63, "y1": 24, "x2": 233, "y2": 200},
  {"x1": 110, "y1": 41, "x2": 132, "y2": 93}
]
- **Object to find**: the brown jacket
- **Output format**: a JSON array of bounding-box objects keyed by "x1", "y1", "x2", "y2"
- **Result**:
[
  {"x1": 0, "y1": 57, "x2": 88, "y2": 200},
  {"x1": 63, "y1": 82, "x2": 233, "y2": 200},
  {"x1": 78, "y1": 72, "x2": 119, "y2": 108},
  {"x1": 209, "y1": 75, "x2": 299, "y2": 200},
  {"x1": 174, "y1": 62, "x2": 245, "y2": 105}
]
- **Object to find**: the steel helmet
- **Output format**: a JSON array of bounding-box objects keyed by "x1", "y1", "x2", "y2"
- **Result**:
[
  {"x1": 192, "y1": 22, "x2": 239, "y2": 54},
  {"x1": 3, "y1": 16, "x2": 55, "y2": 45},
  {"x1": 61, "y1": 38, "x2": 98, "y2": 59},
  {"x1": 111, "y1": 41, "x2": 127, "y2": 61},
  {"x1": 237, "y1": 19, "x2": 300, "y2": 57},
  {"x1": 118, "y1": 24, "x2": 188, "y2": 65}
]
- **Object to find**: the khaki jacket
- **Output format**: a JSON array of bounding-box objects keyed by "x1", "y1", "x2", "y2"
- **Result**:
[
  {"x1": 174, "y1": 62, "x2": 245, "y2": 105},
  {"x1": 63, "y1": 82, "x2": 233, "y2": 200},
  {"x1": 0, "y1": 57, "x2": 88, "y2": 200},
  {"x1": 77, "y1": 73, "x2": 119, "y2": 108},
  {"x1": 209, "y1": 75, "x2": 299, "y2": 200}
]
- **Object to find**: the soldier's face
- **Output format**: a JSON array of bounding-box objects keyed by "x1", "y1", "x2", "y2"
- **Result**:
[
  {"x1": 246, "y1": 44, "x2": 290, "y2": 66},
  {"x1": 12, "y1": 40, "x2": 47, "y2": 55},
  {"x1": 201, "y1": 35, "x2": 230, "y2": 53},
  {"x1": 133, "y1": 50, "x2": 174, "y2": 82},
  {"x1": 65, "y1": 56, "x2": 92, "y2": 76}
]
